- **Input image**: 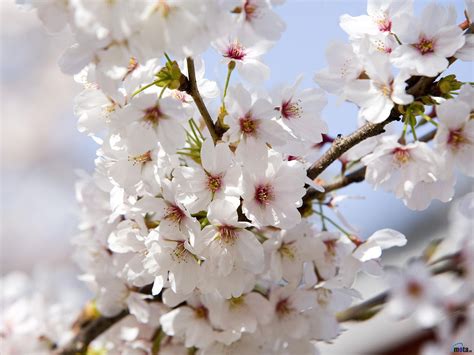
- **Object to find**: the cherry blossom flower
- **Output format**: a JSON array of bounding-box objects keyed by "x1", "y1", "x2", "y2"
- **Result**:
[
  {"x1": 144, "y1": 219, "x2": 202, "y2": 295},
  {"x1": 387, "y1": 261, "x2": 444, "y2": 327},
  {"x1": 263, "y1": 220, "x2": 316, "y2": 284},
  {"x1": 340, "y1": 0, "x2": 413, "y2": 39},
  {"x1": 265, "y1": 286, "x2": 315, "y2": 340},
  {"x1": 345, "y1": 53, "x2": 413, "y2": 123},
  {"x1": 94, "y1": 276, "x2": 152, "y2": 323},
  {"x1": 314, "y1": 41, "x2": 364, "y2": 96},
  {"x1": 73, "y1": 84, "x2": 126, "y2": 138},
  {"x1": 224, "y1": 84, "x2": 289, "y2": 150},
  {"x1": 214, "y1": 37, "x2": 271, "y2": 83},
  {"x1": 230, "y1": 0, "x2": 286, "y2": 41},
  {"x1": 175, "y1": 139, "x2": 242, "y2": 214},
  {"x1": 99, "y1": 128, "x2": 159, "y2": 193},
  {"x1": 434, "y1": 99, "x2": 474, "y2": 177},
  {"x1": 455, "y1": 34, "x2": 474, "y2": 61},
  {"x1": 192, "y1": 199, "x2": 264, "y2": 298},
  {"x1": 160, "y1": 294, "x2": 240, "y2": 348},
  {"x1": 273, "y1": 76, "x2": 328, "y2": 144},
  {"x1": 362, "y1": 136, "x2": 454, "y2": 209},
  {"x1": 390, "y1": 2, "x2": 465, "y2": 77},
  {"x1": 117, "y1": 94, "x2": 187, "y2": 154},
  {"x1": 205, "y1": 291, "x2": 272, "y2": 334},
  {"x1": 107, "y1": 219, "x2": 154, "y2": 288},
  {"x1": 241, "y1": 147, "x2": 306, "y2": 229},
  {"x1": 312, "y1": 231, "x2": 354, "y2": 282}
]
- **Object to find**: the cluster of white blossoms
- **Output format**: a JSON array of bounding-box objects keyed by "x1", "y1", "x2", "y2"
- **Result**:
[
  {"x1": 315, "y1": 0, "x2": 474, "y2": 210},
  {"x1": 7, "y1": 0, "x2": 473, "y2": 354},
  {"x1": 387, "y1": 193, "x2": 474, "y2": 355}
]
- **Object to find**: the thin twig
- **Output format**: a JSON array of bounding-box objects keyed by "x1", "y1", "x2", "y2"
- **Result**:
[
  {"x1": 186, "y1": 57, "x2": 219, "y2": 143},
  {"x1": 307, "y1": 60, "x2": 454, "y2": 182},
  {"x1": 307, "y1": 111, "x2": 400, "y2": 180}
]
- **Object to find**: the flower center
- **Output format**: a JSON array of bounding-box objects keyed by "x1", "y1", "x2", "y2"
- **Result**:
[
  {"x1": 415, "y1": 38, "x2": 434, "y2": 55},
  {"x1": 281, "y1": 99, "x2": 302, "y2": 120},
  {"x1": 316, "y1": 288, "x2": 332, "y2": 306},
  {"x1": 254, "y1": 184, "x2": 274, "y2": 206},
  {"x1": 207, "y1": 174, "x2": 223, "y2": 194},
  {"x1": 217, "y1": 225, "x2": 238, "y2": 245},
  {"x1": 278, "y1": 242, "x2": 296, "y2": 260},
  {"x1": 128, "y1": 151, "x2": 152, "y2": 165},
  {"x1": 378, "y1": 81, "x2": 393, "y2": 97},
  {"x1": 102, "y1": 102, "x2": 117, "y2": 118},
  {"x1": 165, "y1": 205, "x2": 185, "y2": 224},
  {"x1": 376, "y1": 18, "x2": 391, "y2": 32},
  {"x1": 393, "y1": 147, "x2": 410, "y2": 165},
  {"x1": 323, "y1": 239, "x2": 338, "y2": 257},
  {"x1": 172, "y1": 90, "x2": 189, "y2": 103},
  {"x1": 171, "y1": 240, "x2": 192, "y2": 262},
  {"x1": 224, "y1": 41, "x2": 246, "y2": 61},
  {"x1": 275, "y1": 298, "x2": 294, "y2": 318},
  {"x1": 143, "y1": 105, "x2": 163, "y2": 126},
  {"x1": 155, "y1": 0, "x2": 171, "y2": 17},
  {"x1": 407, "y1": 280, "x2": 423, "y2": 298},
  {"x1": 229, "y1": 296, "x2": 245, "y2": 309},
  {"x1": 194, "y1": 305, "x2": 209, "y2": 319},
  {"x1": 239, "y1": 115, "x2": 259, "y2": 136},
  {"x1": 447, "y1": 129, "x2": 466, "y2": 150}
]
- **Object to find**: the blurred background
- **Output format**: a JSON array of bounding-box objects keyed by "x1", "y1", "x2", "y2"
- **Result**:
[{"x1": 0, "y1": 0, "x2": 472, "y2": 354}]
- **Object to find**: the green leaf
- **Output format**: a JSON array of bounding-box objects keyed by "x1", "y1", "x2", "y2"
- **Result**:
[
  {"x1": 155, "y1": 61, "x2": 183, "y2": 89},
  {"x1": 438, "y1": 74, "x2": 463, "y2": 95}
]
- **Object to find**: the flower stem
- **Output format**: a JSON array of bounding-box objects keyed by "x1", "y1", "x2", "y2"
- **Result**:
[
  {"x1": 313, "y1": 210, "x2": 350, "y2": 236},
  {"x1": 131, "y1": 80, "x2": 160, "y2": 98},
  {"x1": 318, "y1": 203, "x2": 327, "y2": 231},
  {"x1": 422, "y1": 114, "x2": 439, "y2": 127},
  {"x1": 164, "y1": 52, "x2": 173, "y2": 65},
  {"x1": 409, "y1": 118, "x2": 418, "y2": 140},
  {"x1": 158, "y1": 84, "x2": 168, "y2": 99},
  {"x1": 222, "y1": 61, "x2": 235, "y2": 108}
]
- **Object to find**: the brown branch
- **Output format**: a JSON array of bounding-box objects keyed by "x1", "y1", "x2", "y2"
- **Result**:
[
  {"x1": 336, "y1": 253, "x2": 462, "y2": 322},
  {"x1": 185, "y1": 57, "x2": 219, "y2": 143},
  {"x1": 307, "y1": 111, "x2": 400, "y2": 180},
  {"x1": 57, "y1": 310, "x2": 129, "y2": 355},
  {"x1": 57, "y1": 285, "x2": 159, "y2": 354},
  {"x1": 305, "y1": 127, "x2": 439, "y2": 201},
  {"x1": 306, "y1": 71, "x2": 447, "y2": 182}
]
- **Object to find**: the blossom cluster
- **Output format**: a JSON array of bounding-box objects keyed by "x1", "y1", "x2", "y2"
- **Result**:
[
  {"x1": 6, "y1": 0, "x2": 473, "y2": 354},
  {"x1": 386, "y1": 193, "x2": 474, "y2": 355},
  {"x1": 315, "y1": 0, "x2": 473, "y2": 210}
]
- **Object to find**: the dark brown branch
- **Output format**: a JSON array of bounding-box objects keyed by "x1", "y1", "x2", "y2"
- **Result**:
[
  {"x1": 186, "y1": 57, "x2": 219, "y2": 143},
  {"x1": 57, "y1": 285, "x2": 159, "y2": 354},
  {"x1": 306, "y1": 60, "x2": 456, "y2": 183},
  {"x1": 305, "y1": 128, "x2": 438, "y2": 200},
  {"x1": 58, "y1": 310, "x2": 129, "y2": 355},
  {"x1": 307, "y1": 112, "x2": 400, "y2": 180}
]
